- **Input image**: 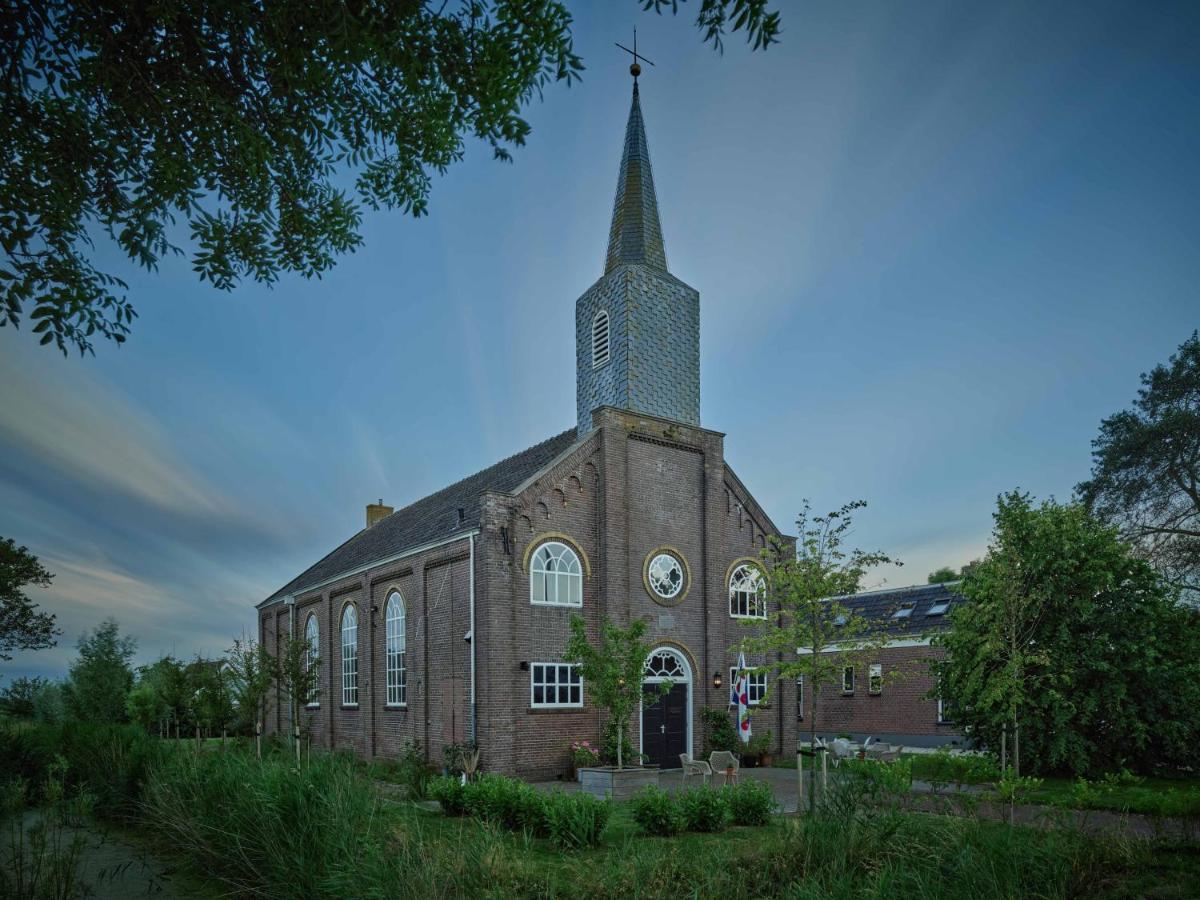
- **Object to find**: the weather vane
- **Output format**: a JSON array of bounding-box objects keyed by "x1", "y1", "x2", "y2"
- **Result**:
[{"x1": 615, "y1": 28, "x2": 656, "y2": 80}]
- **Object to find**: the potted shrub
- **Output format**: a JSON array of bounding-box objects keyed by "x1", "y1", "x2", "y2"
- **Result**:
[
  {"x1": 564, "y1": 615, "x2": 668, "y2": 801},
  {"x1": 757, "y1": 729, "x2": 775, "y2": 768}
]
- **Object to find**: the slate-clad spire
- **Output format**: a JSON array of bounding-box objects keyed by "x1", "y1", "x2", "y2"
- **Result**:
[{"x1": 605, "y1": 82, "x2": 668, "y2": 273}]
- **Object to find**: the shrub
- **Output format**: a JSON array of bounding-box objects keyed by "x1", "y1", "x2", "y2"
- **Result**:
[
  {"x1": 462, "y1": 774, "x2": 546, "y2": 833},
  {"x1": 630, "y1": 785, "x2": 684, "y2": 836},
  {"x1": 727, "y1": 778, "x2": 775, "y2": 826},
  {"x1": 700, "y1": 707, "x2": 739, "y2": 754},
  {"x1": 428, "y1": 775, "x2": 467, "y2": 815},
  {"x1": 392, "y1": 740, "x2": 436, "y2": 799},
  {"x1": 543, "y1": 790, "x2": 611, "y2": 849},
  {"x1": 678, "y1": 786, "x2": 728, "y2": 832}
]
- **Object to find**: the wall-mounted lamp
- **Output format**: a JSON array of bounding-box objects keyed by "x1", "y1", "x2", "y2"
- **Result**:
[
  {"x1": 519, "y1": 661, "x2": 529, "y2": 672},
  {"x1": 617, "y1": 676, "x2": 626, "y2": 688},
  {"x1": 712, "y1": 671, "x2": 723, "y2": 691}
]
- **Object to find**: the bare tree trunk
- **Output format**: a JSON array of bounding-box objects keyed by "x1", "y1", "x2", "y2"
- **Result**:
[
  {"x1": 616, "y1": 720, "x2": 624, "y2": 770},
  {"x1": 255, "y1": 720, "x2": 262, "y2": 760},
  {"x1": 1014, "y1": 719, "x2": 1020, "y2": 779},
  {"x1": 1001, "y1": 723, "x2": 1007, "y2": 774}
]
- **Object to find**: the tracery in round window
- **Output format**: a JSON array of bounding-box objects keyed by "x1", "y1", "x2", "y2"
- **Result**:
[
  {"x1": 644, "y1": 649, "x2": 686, "y2": 680},
  {"x1": 729, "y1": 563, "x2": 766, "y2": 619},
  {"x1": 647, "y1": 553, "x2": 684, "y2": 600}
]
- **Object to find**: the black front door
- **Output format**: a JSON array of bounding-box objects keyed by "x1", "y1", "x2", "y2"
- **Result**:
[{"x1": 642, "y1": 683, "x2": 688, "y2": 769}]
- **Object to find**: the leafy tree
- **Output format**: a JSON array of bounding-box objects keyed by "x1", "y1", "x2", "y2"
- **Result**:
[
  {"x1": 65, "y1": 617, "x2": 136, "y2": 723},
  {"x1": 277, "y1": 633, "x2": 320, "y2": 762},
  {"x1": 227, "y1": 637, "x2": 275, "y2": 759},
  {"x1": 933, "y1": 491, "x2": 1200, "y2": 777},
  {"x1": 928, "y1": 567, "x2": 958, "y2": 584},
  {"x1": 0, "y1": 537, "x2": 60, "y2": 660},
  {"x1": 0, "y1": 675, "x2": 49, "y2": 718},
  {"x1": 2, "y1": 0, "x2": 780, "y2": 355},
  {"x1": 137, "y1": 655, "x2": 190, "y2": 738},
  {"x1": 125, "y1": 679, "x2": 164, "y2": 732},
  {"x1": 31, "y1": 679, "x2": 66, "y2": 724},
  {"x1": 1078, "y1": 331, "x2": 1200, "y2": 595},
  {"x1": 563, "y1": 615, "x2": 666, "y2": 769},
  {"x1": 190, "y1": 656, "x2": 235, "y2": 743},
  {"x1": 736, "y1": 500, "x2": 896, "y2": 812}
]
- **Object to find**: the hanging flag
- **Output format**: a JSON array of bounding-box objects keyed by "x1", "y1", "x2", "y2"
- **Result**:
[{"x1": 735, "y1": 651, "x2": 752, "y2": 744}]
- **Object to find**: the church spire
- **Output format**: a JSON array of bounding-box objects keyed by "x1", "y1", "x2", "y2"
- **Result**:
[{"x1": 605, "y1": 81, "x2": 668, "y2": 274}]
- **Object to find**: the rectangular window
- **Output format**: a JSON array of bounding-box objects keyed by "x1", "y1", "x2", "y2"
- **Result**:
[
  {"x1": 936, "y1": 686, "x2": 955, "y2": 724},
  {"x1": 869, "y1": 663, "x2": 882, "y2": 695},
  {"x1": 729, "y1": 667, "x2": 768, "y2": 706},
  {"x1": 842, "y1": 666, "x2": 855, "y2": 694},
  {"x1": 796, "y1": 676, "x2": 804, "y2": 720},
  {"x1": 530, "y1": 663, "x2": 582, "y2": 709}
]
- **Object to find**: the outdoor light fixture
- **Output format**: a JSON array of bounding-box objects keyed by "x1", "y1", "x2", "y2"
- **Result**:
[
  {"x1": 712, "y1": 671, "x2": 723, "y2": 690},
  {"x1": 617, "y1": 676, "x2": 626, "y2": 688}
]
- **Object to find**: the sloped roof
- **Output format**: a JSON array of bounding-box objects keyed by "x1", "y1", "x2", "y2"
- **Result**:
[
  {"x1": 261, "y1": 428, "x2": 579, "y2": 606},
  {"x1": 831, "y1": 582, "x2": 965, "y2": 638},
  {"x1": 605, "y1": 81, "x2": 668, "y2": 274}
]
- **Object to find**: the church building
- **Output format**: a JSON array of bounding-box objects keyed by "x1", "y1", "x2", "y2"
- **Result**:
[{"x1": 256, "y1": 78, "x2": 798, "y2": 779}]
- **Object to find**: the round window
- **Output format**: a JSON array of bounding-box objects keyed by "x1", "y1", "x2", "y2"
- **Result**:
[{"x1": 647, "y1": 553, "x2": 684, "y2": 599}]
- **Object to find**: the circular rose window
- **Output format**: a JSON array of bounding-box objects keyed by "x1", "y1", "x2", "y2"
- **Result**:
[{"x1": 647, "y1": 553, "x2": 685, "y2": 600}]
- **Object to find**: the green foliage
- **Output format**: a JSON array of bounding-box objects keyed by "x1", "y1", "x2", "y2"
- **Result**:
[
  {"x1": 630, "y1": 785, "x2": 685, "y2": 836},
  {"x1": 64, "y1": 618, "x2": 135, "y2": 724},
  {"x1": 428, "y1": 775, "x2": 468, "y2": 816},
  {"x1": 0, "y1": 720, "x2": 163, "y2": 820},
  {"x1": 389, "y1": 740, "x2": 436, "y2": 800},
  {"x1": 564, "y1": 615, "x2": 665, "y2": 769},
  {"x1": 141, "y1": 748, "x2": 382, "y2": 897},
  {"x1": 462, "y1": 773, "x2": 547, "y2": 833},
  {"x1": 0, "y1": 760, "x2": 93, "y2": 900},
  {"x1": 701, "y1": 706, "x2": 739, "y2": 754},
  {"x1": 910, "y1": 750, "x2": 1000, "y2": 787},
  {"x1": 727, "y1": 778, "x2": 776, "y2": 826},
  {"x1": 933, "y1": 491, "x2": 1200, "y2": 776},
  {"x1": 0, "y1": 675, "x2": 49, "y2": 718},
  {"x1": 2, "y1": 1, "x2": 781, "y2": 355},
  {"x1": 678, "y1": 786, "x2": 729, "y2": 832},
  {"x1": 542, "y1": 791, "x2": 612, "y2": 850},
  {"x1": 0, "y1": 537, "x2": 59, "y2": 660},
  {"x1": 601, "y1": 716, "x2": 636, "y2": 766},
  {"x1": 1078, "y1": 330, "x2": 1200, "y2": 594},
  {"x1": 643, "y1": 1, "x2": 782, "y2": 52},
  {"x1": 928, "y1": 566, "x2": 959, "y2": 584},
  {"x1": 225, "y1": 638, "x2": 275, "y2": 746}
]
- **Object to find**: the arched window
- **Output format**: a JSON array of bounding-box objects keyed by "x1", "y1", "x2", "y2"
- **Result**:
[
  {"x1": 729, "y1": 564, "x2": 766, "y2": 619},
  {"x1": 530, "y1": 541, "x2": 583, "y2": 607},
  {"x1": 340, "y1": 604, "x2": 358, "y2": 706},
  {"x1": 592, "y1": 309, "x2": 611, "y2": 368},
  {"x1": 385, "y1": 591, "x2": 406, "y2": 706},
  {"x1": 304, "y1": 614, "x2": 319, "y2": 706}
]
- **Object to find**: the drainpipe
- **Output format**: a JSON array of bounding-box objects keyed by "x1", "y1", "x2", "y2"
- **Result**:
[
  {"x1": 468, "y1": 533, "x2": 477, "y2": 745},
  {"x1": 284, "y1": 595, "x2": 296, "y2": 747}
]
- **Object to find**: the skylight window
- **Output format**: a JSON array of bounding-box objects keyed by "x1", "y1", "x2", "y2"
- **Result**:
[
  {"x1": 927, "y1": 601, "x2": 950, "y2": 616},
  {"x1": 891, "y1": 604, "x2": 915, "y2": 620}
]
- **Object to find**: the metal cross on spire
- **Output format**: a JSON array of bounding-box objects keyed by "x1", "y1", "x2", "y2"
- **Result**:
[{"x1": 615, "y1": 28, "x2": 656, "y2": 80}]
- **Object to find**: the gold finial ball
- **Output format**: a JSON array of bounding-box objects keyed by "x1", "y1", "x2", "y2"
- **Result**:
[{"x1": 630, "y1": 62, "x2": 641, "y2": 78}]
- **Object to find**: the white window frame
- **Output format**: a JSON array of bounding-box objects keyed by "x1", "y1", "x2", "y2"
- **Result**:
[
  {"x1": 842, "y1": 665, "x2": 855, "y2": 694},
  {"x1": 592, "y1": 309, "x2": 611, "y2": 368},
  {"x1": 728, "y1": 564, "x2": 767, "y2": 619},
  {"x1": 927, "y1": 601, "x2": 950, "y2": 616},
  {"x1": 530, "y1": 662, "x2": 583, "y2": 709},
  {"x1": 385, "y1": 591, "x2": 406, "y2": 707},
  {"x1": 304, "y1": 614, "x2": 320, "y2": 707},
  {"x1": 529, "y1": 541, "x2": 583, "y2": 608},
  {"x1": 340, "y1": 604, "x2": 359, "y2": 707},
  {"x1": 729, "y1": 667, "x2": 768, "y2": 706},
  {"x1": 869, "y1": 663, "x2": 882, "y2": 695}
]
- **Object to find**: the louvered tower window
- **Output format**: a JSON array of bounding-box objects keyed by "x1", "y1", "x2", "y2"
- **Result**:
[{"x1": 592, "y1": 309, "x2": 611, "y2": 368}]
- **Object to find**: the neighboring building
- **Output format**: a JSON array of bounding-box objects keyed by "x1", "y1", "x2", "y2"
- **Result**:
[
  {"x1": 256, "y1": 77, "x2": 796, "y2": 780},
  {"x1": 800, "y1": 582, "x2": 967, "y2": 749}
]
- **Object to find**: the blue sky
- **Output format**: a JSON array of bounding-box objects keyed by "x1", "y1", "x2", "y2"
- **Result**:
[{"x1": 2, "y1": 0, "x2": 1197, "y2": 680}]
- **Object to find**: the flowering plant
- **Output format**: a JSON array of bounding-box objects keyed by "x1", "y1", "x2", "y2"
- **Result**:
[{"x1": 570, "y1": 740, "x2": 600, "y2": 767}]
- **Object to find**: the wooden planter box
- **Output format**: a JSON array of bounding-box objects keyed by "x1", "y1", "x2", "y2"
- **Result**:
[{"x1": 577, "y1": 765, "x2": 659, "y2": 800}]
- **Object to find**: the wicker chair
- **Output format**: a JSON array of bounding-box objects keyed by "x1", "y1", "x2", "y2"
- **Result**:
[
  {"x1": 709, "y1": 750, "x2": 740, "y2": 785},
  {"x1": 680, "y1": 753, "x2": 713, "y2": 784}
]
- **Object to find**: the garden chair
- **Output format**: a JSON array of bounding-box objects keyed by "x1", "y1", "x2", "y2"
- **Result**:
[
  {"x1": 829, "y1": 738, "x2": 857, "y2": 768},
  {"x1": 680, "y1": 753, "x2": 712, "y2": 784},
  {"x1": 709, "y1": 750, "x2": 740, "y2": 785}
]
